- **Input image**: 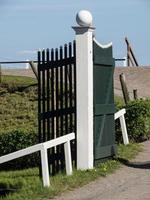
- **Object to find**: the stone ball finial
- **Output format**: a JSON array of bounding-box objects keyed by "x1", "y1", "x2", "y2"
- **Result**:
[{"x1": 76, "y1": 10, "x2": 93, "y2": 27}]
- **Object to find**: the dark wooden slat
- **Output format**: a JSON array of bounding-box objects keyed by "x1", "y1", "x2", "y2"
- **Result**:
[
  {"x1": 42, "y1": 50, "x2": 46, "y2": 142},
  {"x1": 38, "y1": 50, "x2": 42, "y2": 177},
  {"x1": 51, "y1": 48, "x2": 55, "y2": 139},
  {"x1": 59, "y1": 46, "x2": 65, "y2": 170},
  {"x1": 64, "y1": 44, "x2": 68, "y2": 135},
  {"x1": 55, "y1": 48, "x2": 60, "y2": 172},
  {"x1": 46, "y1": 49, "x2": 50, "y2": 140},
  {"x1": 46, "y1": 49, "x2": 52, "y2": 174},
  {"x1": 59, "y1": 46, "x2": 64, "y2": 134},
  {"x1": 38, "y1": 51, "x2": 42, "y2": 143},
  {"x1": 50, "y1": 48, "x2": 56, "y2": 175},
  {"x1": 69, "y1": 42, "x2": 73, "y2": 132}
]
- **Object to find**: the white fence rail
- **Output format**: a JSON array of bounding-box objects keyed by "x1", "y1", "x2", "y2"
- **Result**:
[
  {"x1": 115, "y1": 108, "x2": 129, "y2": 145},
  {"x1": 0, "y1": 133, "x2": 75, "y2": 187}
]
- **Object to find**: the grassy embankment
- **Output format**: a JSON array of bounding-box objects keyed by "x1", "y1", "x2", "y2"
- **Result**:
[{"x1": 0, "y1": 75, "x2": 38, "y2": 134}]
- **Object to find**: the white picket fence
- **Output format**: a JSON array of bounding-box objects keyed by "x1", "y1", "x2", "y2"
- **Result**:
[
  {"x1": 0, "y1": 133, "x2": 75, "y2": 187},
  {"x1": 114, "y1": 108, "x2": 129, "y2": 145}
]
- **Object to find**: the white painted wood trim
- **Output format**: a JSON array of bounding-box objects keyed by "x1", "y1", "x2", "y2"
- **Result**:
[
  {"x1": 115, "y1": 109, "x2": 129, "y2": 145},
  {"x1": 114, "y1": 108, "x2": 126, "y2": 120},
  {"x1": 0, "y1": 143, "x2": 42, "y2": 164},
  {"x1": 93, "y1": 38, "x2": 112, "y2": 49},
  {"x1": 73, "y1": 26, "x2": 94, "y2": 170},
  {"x1": 64, "y1": 141, "x2": 73, "y2": 175},
  {"x1": 119, "y1": 115, "x2": 129, "y2": 145},
  {"x1": 41, "y1": 145, "x2": 50, "y2": 187},
  {"x1": 43, "y1": 133, "x2": 75, "y2": 149},
  {"x1": 0, "y1": 133, "x2": 75, "y2": 187}
]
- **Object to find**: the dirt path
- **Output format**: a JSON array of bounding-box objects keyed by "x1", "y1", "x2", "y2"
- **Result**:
[{"x1": 54, "y1": 140, "x2": 150, "y2": 200}]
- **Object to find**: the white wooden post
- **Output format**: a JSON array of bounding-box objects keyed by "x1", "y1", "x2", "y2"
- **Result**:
[
  {"x1": 64, "y1": 141, "x2": 73, "y2": 175},
  {"x1": 72, "y1": 10, "x2": 95, "y2": 170},
  {"x1": 115, "y1": 109, "x2": 129, "y2": 145},
  {"x1": 123, "y1": 56, "x2": 127, "y2": 67},
  {"x1": 41, "y1": 145, "x2": 50, "y2": 187},
  {"x1": 119, "y1": 115, "x2": 129, "y2": 145},
  {"x1": 25, "y1": 59, "x2": 30, "y2": 69}
]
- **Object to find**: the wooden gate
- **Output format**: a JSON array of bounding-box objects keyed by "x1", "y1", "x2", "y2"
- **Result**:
[
  {"x1": 93, "y1": 39, "x2": 116, "y2": 164},
  {"x1": 37, "y1": 41, "x2": 76, "y2": 175}
]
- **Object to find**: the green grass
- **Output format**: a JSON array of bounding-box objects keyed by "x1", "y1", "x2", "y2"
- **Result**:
[
  {"x1": 1, "y1": 75, "x2": 37, "y2": 86},
  {"x1": 0, "y1": 143, "x2": 142, "y2": 200},
  {"x1": 0, "y1": 76, "x2": 37, "y2": 134}
]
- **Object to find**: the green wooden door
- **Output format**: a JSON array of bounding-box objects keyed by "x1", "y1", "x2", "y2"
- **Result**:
[{"x1": 93, "y1": 39, "x2": 116, "y2": 163}]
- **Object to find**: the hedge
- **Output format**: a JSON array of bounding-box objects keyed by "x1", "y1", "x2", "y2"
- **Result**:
[
  {"x1": 0, "y1": 129, "x2": 39, "y2": 170},
  {"x1": 116, "y1": 99, "x2": 150, "y2": 143}
]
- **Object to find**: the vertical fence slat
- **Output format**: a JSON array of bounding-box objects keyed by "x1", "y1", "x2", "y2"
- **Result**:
[
  {"x1": 38, "y1": 50, "x2": 42, "y2": 177},
  {"x1": 46, "y1": 49, "x2": 51, "y2": 174},
  {"x1": 46, "y1": 49, "x2": 50, "y2": 140},
  {"x1": 50, "y1": 48, "x2": 56, "y2": 175},
  {"x1": 55, "y1": 48, "x2": 60, "y2": 172},
  {"x1": 59, "y1": 46, "x2": 65, "y2": 170},
  {"x1": 64, "y1": 44, "x2": 68, "y2": 135},
  {"x1": 42, "y1": 50, "x2": 46, "y2": 142},
  {"x1": 69, "y1": 42, "x2": 73, "y2": 133},
  {"x1": 38, "y1": 51, "x2": 41, "y2": 143}
]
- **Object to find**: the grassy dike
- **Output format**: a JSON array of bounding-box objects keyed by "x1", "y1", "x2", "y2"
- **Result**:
[{"x1": 0, "y1": 75, "x2": 37, "y2": 134}]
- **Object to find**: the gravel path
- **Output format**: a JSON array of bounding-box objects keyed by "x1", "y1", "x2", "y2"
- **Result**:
[{"x1": 54, "y1": 140, "x2": 150, "y2": 200}]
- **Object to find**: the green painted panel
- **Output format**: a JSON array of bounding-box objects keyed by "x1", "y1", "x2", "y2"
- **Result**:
[
  {"x1": 94, "y1": 144, "x2": 117, "y2": 160},
  {"x1": 94, "y1": 115, "x2": 115, "y2": 148},
  {"x1": 94, "y1": 104, "x2": 116, "y2": 115},
  {"x1": 94, "y1": 57, "x2": 113, "y2": 66},
  {"x1": 93, "y1": 39, "x2": 116, "y2": 163}
]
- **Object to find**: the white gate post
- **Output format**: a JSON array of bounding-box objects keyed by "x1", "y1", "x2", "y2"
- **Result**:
[
  {"x1": 72, "y1": 10, "x2": 95, "y2": 170},
  {"x1": 41, "y1": 145, "x2": 50, "y2": 187},
  {"x1": 119, "y1": 115, "x2": 129, "y2": 145}
]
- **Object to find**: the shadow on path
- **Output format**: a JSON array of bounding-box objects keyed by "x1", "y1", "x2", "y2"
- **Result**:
[{"x1": 117, "y1": 158, "x2": 150, "y2": 169}]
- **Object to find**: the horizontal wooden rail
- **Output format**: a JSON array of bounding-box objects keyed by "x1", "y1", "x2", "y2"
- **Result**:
[
  {"x1": 0, "y1": 133, "x2": 75, "y2": 187},
  {"x1": 115, "y1": 109, "x2": 129, "y2": 145},
  {"x1": 115, "y1": 108, "x2": 126, "y2": 120},
  {"x1": 0, "y1": 61, "x2": 38, "y2": 64}
]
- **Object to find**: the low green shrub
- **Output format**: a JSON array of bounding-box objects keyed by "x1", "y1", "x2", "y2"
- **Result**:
[
  {"x1": 115, "y1": 99, "x2": 150, "y2": 143},
  {"x1": 0, "y1": 130, "x2": 39, "y2": 170},
  {"x1": 125, "y1": 100, "x2": 150, "y2": 142}
]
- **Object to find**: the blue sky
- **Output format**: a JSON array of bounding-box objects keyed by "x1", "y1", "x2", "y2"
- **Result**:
[{"x1": 0, "y1": 0, "x2": 150, "y2": 67}]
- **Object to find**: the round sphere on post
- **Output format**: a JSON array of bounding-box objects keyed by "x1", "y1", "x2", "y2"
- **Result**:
[{"x1": 76, "y1": 10, "x2": 93, "y2": 27}]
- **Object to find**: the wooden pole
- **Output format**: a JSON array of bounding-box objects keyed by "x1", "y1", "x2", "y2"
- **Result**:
[
  {"x1": 133, "y1": 89, "x2": 138, "y2": 100},
  {"x1": 29, "y1": 61, "x2": 38, "y2": 80},
  {"x1": 120, "y1": 73, "x2": 130, "y2": 104},
  {"x1": 125, "y1": 37, "x2": 139, "y2": 67}
]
